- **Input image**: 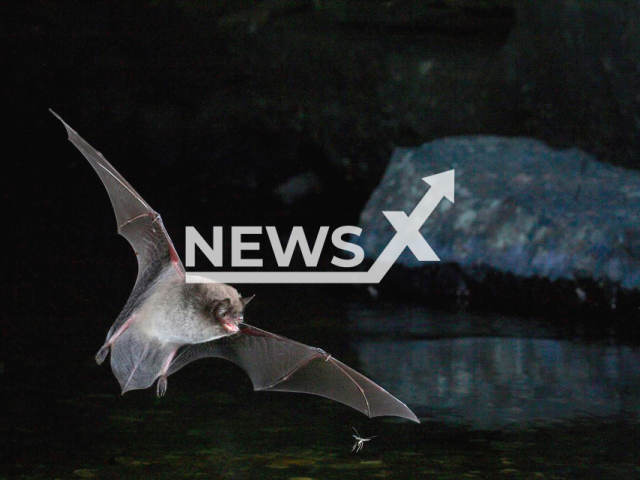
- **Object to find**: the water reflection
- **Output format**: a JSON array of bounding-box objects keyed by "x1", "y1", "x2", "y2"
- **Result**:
[
  {"x1": 347, "y1": 303, "x2": 640, "y2": 429},
  {"x1": 4, "y1": 303, "x2": 640, "y2": 478}
]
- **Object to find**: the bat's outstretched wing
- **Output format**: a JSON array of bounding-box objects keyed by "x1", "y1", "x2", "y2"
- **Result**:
[
  {"x1": 51, "y1": 110, "x2": 184, "y2": 283},
  {"x1": 168, "y1": 324, "x2": 420, "y2": 423}
]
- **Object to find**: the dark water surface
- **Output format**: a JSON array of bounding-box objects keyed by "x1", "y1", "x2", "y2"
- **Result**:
[{"x1": 2, "y1": 297, "x2": 640, "y2": 479}]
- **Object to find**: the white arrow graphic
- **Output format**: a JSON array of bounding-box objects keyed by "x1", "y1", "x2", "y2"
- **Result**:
[
  {"x1": 187, "y1": 169, "x2": 454, "y2": 284},
  {"x1": 366, "y1": 169, "x2": 455, "y2": 282}
]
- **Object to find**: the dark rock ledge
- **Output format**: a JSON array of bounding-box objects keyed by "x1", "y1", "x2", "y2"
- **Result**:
[{"x1": 359, "y1": 136, "x2": 640, "y2": 323}]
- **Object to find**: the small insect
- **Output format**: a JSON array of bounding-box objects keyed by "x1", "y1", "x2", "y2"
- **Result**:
[{"x1": 351, "y1": 427, "x2": 376, "y2": 453}]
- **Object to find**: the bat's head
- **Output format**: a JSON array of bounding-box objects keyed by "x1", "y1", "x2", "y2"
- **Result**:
[{"x1": 192, "y1": 283, "x2": 254, "y2": 335}]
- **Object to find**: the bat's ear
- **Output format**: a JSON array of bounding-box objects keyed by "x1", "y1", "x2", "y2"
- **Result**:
[
  {"x1": 216, "y1": 298, "x2": 231, "y2": 314},
  {"x1": 241, "y1": 294, "x2": 255, "y2": 307}
]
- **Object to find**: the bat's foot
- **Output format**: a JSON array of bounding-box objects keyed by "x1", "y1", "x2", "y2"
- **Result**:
[
  {"x1": 95, "y1": 345, "x2": 110, "y2": 365},
  {"x1": 156, "y1": 376, "x2": 168, "y2": 397}
]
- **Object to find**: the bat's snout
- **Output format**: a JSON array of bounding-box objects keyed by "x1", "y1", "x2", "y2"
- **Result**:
[
  {"x1": 221, "y1": 316, "x2": 241, "y2": 333},
  {"x1": 222, "y1": 321, "x2": 240, "y2": 333}
]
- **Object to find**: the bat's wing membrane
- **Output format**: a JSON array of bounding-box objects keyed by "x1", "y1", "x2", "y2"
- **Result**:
[
  {"x1": 51, "y1": 110, "x2": 184, "y2": 284},
  {"x1": 169, "y1": 324, "x2": 419, "y2": 423}
]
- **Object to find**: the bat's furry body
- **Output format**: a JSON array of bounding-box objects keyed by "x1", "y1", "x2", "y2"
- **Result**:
[
  {"x1": 52, "y1": 110, "x2": 419, "y2": 423},
  {"x1": 105, "y1": 268, "x2": 243, "y2": 393}
]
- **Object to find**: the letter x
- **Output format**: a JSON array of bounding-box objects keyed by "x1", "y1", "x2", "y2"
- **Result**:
[{"x1": 382, "y1": 211, "x2": 439, "y2": 261}]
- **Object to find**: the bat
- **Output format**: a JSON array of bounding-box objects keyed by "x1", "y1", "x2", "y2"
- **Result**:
[{"x1": 51, "y1": 110, "x2": 419, "y2": 423}]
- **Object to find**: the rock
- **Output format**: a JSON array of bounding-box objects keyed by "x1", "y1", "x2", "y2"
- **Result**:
[
  {"x1": 504, "y1": 0, "x2": 640, "y2": 166},
  {"x1": 359, "y1": 136, "x2": 640, "y2": 294},
  {"x1": 274, "y1": 171, "x2": 323, "y2": 205}
]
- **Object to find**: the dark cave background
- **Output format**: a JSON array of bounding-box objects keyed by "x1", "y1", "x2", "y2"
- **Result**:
[
  {"x1": 3, "y1": 2, "x2": 640, "y2": 476},
  {"x1": 5, "y1": 0, "x2": 640, "y2": 327}
]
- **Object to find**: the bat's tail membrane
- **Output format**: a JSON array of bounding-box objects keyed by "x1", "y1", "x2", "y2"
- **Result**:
[{"x1": 110, "y1": 325, "x2": 178, "y2": 394}]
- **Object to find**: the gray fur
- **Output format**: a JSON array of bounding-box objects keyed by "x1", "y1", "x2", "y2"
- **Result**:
[{"x1": 108, "y1": 270, "x2": 249, "y2": 392}]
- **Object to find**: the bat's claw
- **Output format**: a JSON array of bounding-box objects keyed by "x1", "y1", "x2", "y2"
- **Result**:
[
  {"x1": 95, "y1": 345, "x2": 110, "y2": 365},
  {"x1": 156, "y1": 376, "x2": 168, "y2": 397}
]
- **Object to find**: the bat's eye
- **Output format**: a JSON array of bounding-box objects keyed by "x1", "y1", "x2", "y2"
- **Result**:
[{"x1": 218, "y1": 309, "x2": 227, "y2": 317}]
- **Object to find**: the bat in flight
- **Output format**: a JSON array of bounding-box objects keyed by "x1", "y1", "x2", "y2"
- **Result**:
[{"x1": 51, "y1": 110, "x2": 419, "y2": 423}]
